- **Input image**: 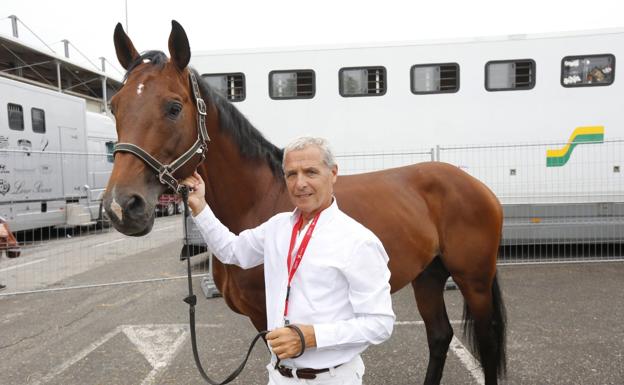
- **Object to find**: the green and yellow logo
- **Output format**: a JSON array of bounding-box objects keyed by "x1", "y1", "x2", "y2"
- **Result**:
[{"x1": 546, "y1": 126, "x2": 604, "y2": 167}]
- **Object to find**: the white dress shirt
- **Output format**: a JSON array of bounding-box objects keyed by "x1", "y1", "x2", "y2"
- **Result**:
[{"x1": 192, "y1": 199, "x2": 395, "y2": 369}]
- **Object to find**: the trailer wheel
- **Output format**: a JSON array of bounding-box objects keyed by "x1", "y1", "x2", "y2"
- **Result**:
[{"x1": 6, "y1": 249, "x2": 21, "y2": 258}]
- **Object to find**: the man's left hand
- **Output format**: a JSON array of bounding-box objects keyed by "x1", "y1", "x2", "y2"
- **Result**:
[{"x1": 266, "y1": 324, "x2": 316, "y2": 359}]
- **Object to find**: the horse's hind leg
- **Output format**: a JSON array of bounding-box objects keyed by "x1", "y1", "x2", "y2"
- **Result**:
[
  {"x1": 452, "y1": 273, "x2": 506, "y2": 385},
  {"x1": 412, "y1": 256, "x2": 452, "y2": 385}
]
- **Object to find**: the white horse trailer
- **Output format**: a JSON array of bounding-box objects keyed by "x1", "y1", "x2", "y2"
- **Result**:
[
  {"x1": 192, "y1": 29, "x2": 623, "y2": 245},
  {"x1": 0, "y1": 76, "x2": 116, "y2": 232}
]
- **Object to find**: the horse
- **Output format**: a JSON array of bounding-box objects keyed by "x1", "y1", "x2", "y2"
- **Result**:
[{"x1": 103, "y1": 20, "x2": 507, "y2": 385}]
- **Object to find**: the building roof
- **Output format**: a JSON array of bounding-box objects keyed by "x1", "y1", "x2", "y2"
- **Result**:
[{"x1": 0, "y1": 32, "x2": 122, "y2": 105}]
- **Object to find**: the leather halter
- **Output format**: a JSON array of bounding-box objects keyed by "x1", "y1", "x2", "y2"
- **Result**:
[{"x1": 113, "y1": 70, "x2": 210, "y2": 192}]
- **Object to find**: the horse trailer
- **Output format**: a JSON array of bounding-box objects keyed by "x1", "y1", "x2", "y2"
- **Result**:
[
  {"x1": 191, "y1": 28, "x2": 623, "y2": 245},
  {"x1": 0, "y1": 75, "x2": 116, "y2": 232}
]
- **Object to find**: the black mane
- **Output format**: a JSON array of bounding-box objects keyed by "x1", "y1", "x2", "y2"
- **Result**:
[
  {"x1": 123, "y1": 51, "x2": 284, "y2": 179},
  {"x1": 191, "y1": 69, "x2": 284, "y2": 179}
]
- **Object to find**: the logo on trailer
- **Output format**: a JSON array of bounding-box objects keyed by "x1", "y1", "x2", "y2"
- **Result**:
[{"x1": 546, "y1": 126, "x2": 604, "y2": 167}]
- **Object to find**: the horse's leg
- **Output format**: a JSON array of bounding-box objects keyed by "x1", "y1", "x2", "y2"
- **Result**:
[
  {"x1": 452, "y1": 272, "x2": 506, "y2": 385},
  {"x1": 412, "y1": 257, "x2": 452, "y2": 385}
]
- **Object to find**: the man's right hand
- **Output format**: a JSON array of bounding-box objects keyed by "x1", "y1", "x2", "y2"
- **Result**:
[{"x1": 180, "y1": 171, "x2": 207, "y2": 216}]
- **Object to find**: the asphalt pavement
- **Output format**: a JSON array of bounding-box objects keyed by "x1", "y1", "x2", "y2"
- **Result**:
[{"x1": 0, "y1": 234, "x2": 623, "y2": 385}]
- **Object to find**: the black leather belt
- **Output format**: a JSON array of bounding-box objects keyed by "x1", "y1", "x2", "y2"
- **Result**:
[{"x1": 275, "y1": 363, "x2": 342, "y2": 380}]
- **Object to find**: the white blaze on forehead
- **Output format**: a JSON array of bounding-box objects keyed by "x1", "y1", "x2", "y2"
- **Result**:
[{"x1": 137, "y1": 83, "x2": 145, "y2": 95}]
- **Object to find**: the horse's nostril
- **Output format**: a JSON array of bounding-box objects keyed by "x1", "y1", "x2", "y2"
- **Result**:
[{"x1": 125, "y1": 194, "x2": 146, "y2": 216}]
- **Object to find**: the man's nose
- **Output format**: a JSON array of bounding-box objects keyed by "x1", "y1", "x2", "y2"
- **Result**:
[{"x1": 295, "y1": 174, "x2": 308, "y2": 189}]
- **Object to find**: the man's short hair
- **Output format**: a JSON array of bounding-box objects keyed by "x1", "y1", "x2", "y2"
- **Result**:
[{"x1": 282, "y1": 136, "x2": 337, "y2": 170}]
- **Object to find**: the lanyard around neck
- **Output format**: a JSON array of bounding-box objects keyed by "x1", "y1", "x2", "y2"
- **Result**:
[{"x1": 283, "y1": 211, "x2": 321, "y2": 323}]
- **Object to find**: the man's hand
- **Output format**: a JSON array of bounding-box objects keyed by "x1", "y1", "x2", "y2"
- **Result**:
[
  {"x1": 180, "y1": 171, "x2": 207, "y2": 216},
  {"x1": 266, "y1": 324, "x2": 316, "y2": 360},
  {"x1": 0, "y1": 224, "x2": 8, "y2": 238}
]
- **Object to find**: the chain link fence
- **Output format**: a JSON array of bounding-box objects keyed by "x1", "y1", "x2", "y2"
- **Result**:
[
  {"x1": 1, "y1": 139, "x2": 622, "y2": 295},
  {"x1": 337, "y1": 139, "x2": 624, "y2": 263}
]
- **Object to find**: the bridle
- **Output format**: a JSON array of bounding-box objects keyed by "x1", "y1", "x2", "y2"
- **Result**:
[
  {"x1": 113, "y1": 70, "x2": 210, "y2": 192},
  {"x1": 112, "y1": 68, "x2": 272, "y2": 384}
]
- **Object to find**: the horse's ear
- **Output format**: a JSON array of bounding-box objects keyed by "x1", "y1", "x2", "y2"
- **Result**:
[
  {"x1": 168, "y1": 20, "x2": 191, "y2": 71},
  {"x1": 113, "y1": 23, "x2": 139, "y2": 70}
]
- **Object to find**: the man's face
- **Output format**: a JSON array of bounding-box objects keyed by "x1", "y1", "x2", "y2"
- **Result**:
[{"x1": 284, "y1": 145, "x2": 338, "y2": 219}]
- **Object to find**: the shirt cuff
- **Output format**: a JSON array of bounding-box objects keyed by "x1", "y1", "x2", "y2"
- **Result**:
[
  {"x1": 192, "y1": 205, "x2": 214, "y2": 222},
  {"x1": 312, "y1": 323, "x2": 337, "y2": 349}
]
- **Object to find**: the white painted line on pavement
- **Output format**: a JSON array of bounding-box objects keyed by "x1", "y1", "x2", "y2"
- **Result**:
[
  {"x1": 31, "y1": 326, "x2": 123, "y2": 385},
  {"x1": 394, "y1": 320, "x2": 483, "y2": 384},
  {"x1": 91, "y1": 238, "x2": 126, "y2": 248},
  {"x1": 154, "y1": 225, "x2": 178, "y2": 232},
  {"x1": 31, "y1": 323, "x2": 222, "y2": 385},
  {"x1": 0, "y1": 258, "x2": 47, "y2": 273},
  {"x1": 450, "y1": 336, "x2": 484, "y2": 385},
  {"x1": 122, "y1": 325, "x2": 190, "y2": 385}
]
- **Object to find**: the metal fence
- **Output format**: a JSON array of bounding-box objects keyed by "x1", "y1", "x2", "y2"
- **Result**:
[
  {"x1": 0, "y1": 139, "x2": 622, "y2": 295},
  {"x1": 0, "y1": 150, "x2": 209, "y2": 296}
]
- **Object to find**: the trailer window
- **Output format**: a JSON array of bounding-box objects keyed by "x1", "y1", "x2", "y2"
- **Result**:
[
  {"x1": 411, "y1": 63, "x2": 460, "y2": 94},
  {"x1": 339, "y1": 66, "x2": 386, "y2": 97},
  {"x1": 269, "y1": 70, "x2": 315, "y2": 99},
  {"x1": 485, "y1": 59, "x2": 535, "y2": 91},
  {"x1": 106, "y1": 141, "x2": 115, "y2": 163},
  {"x1": 7, "y1": 103, "x2": 24, "y2": 130},
  {"x1": 561, "y1": 54, "x2": 615, "y2": 87},
  {"x1": 31, "y1": 108, "x2": 46, "y2": 133},
  {"x1": 202, "y1": 73, "x2": 245, "y2": 101}
]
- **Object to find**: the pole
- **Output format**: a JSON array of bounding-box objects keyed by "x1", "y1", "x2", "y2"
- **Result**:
[
  {"x1": 9, "y1": 15, "x2": 18, "y2": 38},
  {"x1": 62, "y1": 39, "x2": 70, "y2": 58}
]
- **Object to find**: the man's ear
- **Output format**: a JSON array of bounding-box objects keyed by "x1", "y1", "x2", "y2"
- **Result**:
[{"x1": 331, "y1": 165, "x2": 338, "y2": 183}]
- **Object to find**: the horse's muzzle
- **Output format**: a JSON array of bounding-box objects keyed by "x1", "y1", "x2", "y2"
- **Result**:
[{"x1": 103, "y1": 191, "x2": 155, "y2": 236}]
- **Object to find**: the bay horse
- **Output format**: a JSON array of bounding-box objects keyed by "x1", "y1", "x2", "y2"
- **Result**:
[{"x1": 103, "y1": 21, "x2": 506, "y2": 385}]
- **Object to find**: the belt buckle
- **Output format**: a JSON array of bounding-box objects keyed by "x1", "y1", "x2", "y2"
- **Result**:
[
  {"x1": 296, "y1": 370, "x2": 317, "y2": 380},
  {"x1": 276, "y1": 365, "x2": 318, "y2": 380}
]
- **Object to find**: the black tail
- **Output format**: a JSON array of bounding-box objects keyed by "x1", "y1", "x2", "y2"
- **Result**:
[{"x1": 462, "y1": 272, "x2": 507, "y2": 378}]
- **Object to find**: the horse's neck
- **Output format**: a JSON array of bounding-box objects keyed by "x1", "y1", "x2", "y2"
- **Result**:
[{"x1": 201, "y1": 134, "x2": 290, "y2": 233}]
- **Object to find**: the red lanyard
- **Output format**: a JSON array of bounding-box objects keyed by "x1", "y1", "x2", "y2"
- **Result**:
[{"x1": 283, "y1": 211, "x2": 321, "y2": 324}]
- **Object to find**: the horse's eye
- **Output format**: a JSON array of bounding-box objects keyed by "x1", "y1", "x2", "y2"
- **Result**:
[{"x1": 167, "y1": 102, "x2": 182, "y2": 119}]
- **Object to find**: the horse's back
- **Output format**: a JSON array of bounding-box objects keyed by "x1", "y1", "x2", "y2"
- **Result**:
[
  {"x1": 336, "y1": 161, "x2": 501, "y2": 226},
  {"x1": 335, "y1": 162, "x2": 502, "y2": 289}
]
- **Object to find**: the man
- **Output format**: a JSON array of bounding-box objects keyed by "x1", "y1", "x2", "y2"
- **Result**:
[{"x1": 183, "y1": 137, "x2": 394, "y2": 384}]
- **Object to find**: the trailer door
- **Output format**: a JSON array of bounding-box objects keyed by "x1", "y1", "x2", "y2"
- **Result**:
[{"x1": 59, "y1": 125, "x2": 88, "y2": 198}]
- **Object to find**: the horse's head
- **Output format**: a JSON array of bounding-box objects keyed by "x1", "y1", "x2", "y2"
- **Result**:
[{"x1": 103, "y1": 21, "x2": 206, "y2": 236}]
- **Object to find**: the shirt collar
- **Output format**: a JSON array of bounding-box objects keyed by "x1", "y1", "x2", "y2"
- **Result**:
[{"x1": 289, "y1": 196, "x2": 339, "y2": 227}]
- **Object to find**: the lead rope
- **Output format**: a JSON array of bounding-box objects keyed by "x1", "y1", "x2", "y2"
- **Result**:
[{"x1": 179, "y1": 185, "x2": 269, "y2": 384}]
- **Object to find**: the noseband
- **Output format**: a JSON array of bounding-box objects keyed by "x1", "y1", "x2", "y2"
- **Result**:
[{"x1": 113, "y1": 71, "x2": 210, "y2": 192}]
